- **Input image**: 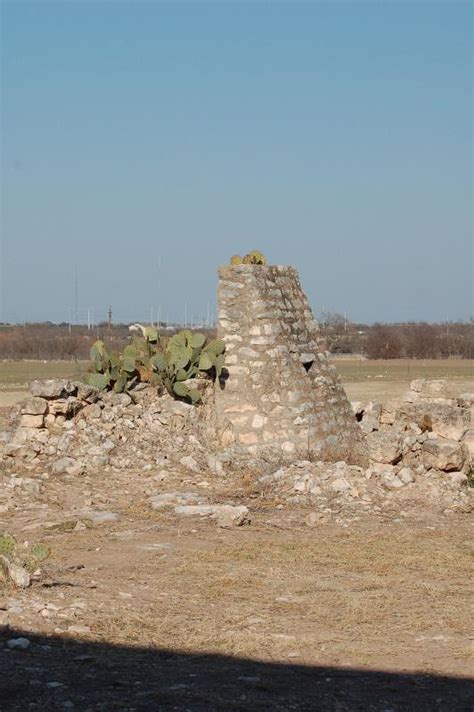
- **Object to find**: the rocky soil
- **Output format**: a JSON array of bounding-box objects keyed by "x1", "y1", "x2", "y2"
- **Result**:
[{"x1": 0, "y1": 377, "x2": 473, "y2": 710}]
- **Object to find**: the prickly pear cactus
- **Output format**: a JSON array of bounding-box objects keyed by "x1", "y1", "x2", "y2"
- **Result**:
[
  {"x1": 83, "y1": 327, "x2": 226, "y2": 405},
  {"x1": 30, "y1": 543, "x2": 51, "y2": 563},
  {"x1": 231, "y1": 251, "x2": 267, "y2": 265},
  {"x1": 242, "y1": 250, "x2": 267, "y2": 265},
  {"x1": 0, "y1": 534, "x2": 16, "y2": 560},
  {"x1": 0, "y1": 535, "x2": 51, "y2": 588}
]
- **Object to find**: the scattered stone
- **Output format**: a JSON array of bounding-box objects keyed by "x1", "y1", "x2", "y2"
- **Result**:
[
  {"x1": 67, "y1": 625, "x2": 91, "y2": 635},
  {"x1": 305, "y1": 512, "x2": 325, "y2": 527},
  {"x1": 380, "y1": 471, "x2": 404, "y2": 490},
  {"x1": 19, "y1": 414, "x2": 44, "y2": 429},
  {"x1": 461, "y1": 429, "x2": 474, "y2": 458},
  {"x1": 174, "y1": 504, "x2": 214, "y2": 518},
  {"x1": 397, "y1": 402, "x2": 470, "y2": 441},
  {"x1": 81, "y1": 403, "x2": 102, "y2": 420},
  {"x1": 0, "y1": 556, "x2": 31, "y2": 588},
  {"x1": 149, "y1": 492, "x2": 204, "y2": 510},
  {"x1": 179, "y1": 455, "x2": 201, "y2": 473},
  {"x1": 360, "y1": 402, "x2": 382, "y2": 434},
  {"x1": 52, "y1": 457, "x2": 84, "y2": 477},
  {"x1": 174, "y1": 503, "x2": 250, "y2": 527},
  {"x1": 1, "y1": 372, "x2": 472, "y2": 529},
  {"x1": 213, "y1": 504, "x2": 250, "y2": 528},
  {"x1": 423, "y1": 438, "x2": 467, "y2": 472},
  {"x1": 112, "y1": 393, "x2": 132, "y2": 408},
  {"x1": 83, "y1": 511, "x2": 119, "y2": 524},
  {"x1": 398, "y1": 467, "x2": 415, "y2": 484},
  {"x1": 330, "y1": 478, "x2": 351, "y2": 493},
  {"x1": 30, "y1": 379, "x2": 76, "y2": 399},
  {"x1": 409, "y1": 379, "x2": 453, "y2": 400},
  {"x1": 366, "y1": 431, "x2": 403, "y2": 464},
  {"x1": 6, "y1": 637, "x2": 31, "y2": 650},
  {"x1": 22, "y1": 397, "x2": 48, "y2": 416}
]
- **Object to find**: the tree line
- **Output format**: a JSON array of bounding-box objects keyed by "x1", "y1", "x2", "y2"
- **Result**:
[
  {"x1": 0, "y1": 318, "x2": 472, "y2": 360},
  {"x1": 318, "y1": 314, "x2": 473, "y2": 359}
]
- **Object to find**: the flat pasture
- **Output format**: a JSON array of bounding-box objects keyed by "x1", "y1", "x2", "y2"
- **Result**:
[
  {"x1": 336, "y1": 358, "x2": 473, "y2": 401},
  {"x1": 0, "y1": 359, "x2": 87, "y2": 389},
  {"x1": 0, "y1": 358, "x2": 472, "y2": 407}
]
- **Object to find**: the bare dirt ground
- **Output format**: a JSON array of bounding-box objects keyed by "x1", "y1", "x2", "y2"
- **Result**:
[{"x1": 1, "y1": 360, "x2": 473, "y2": 710}]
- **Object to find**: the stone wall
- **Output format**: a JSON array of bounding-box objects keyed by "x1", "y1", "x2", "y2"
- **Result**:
[{"x1": 216, "y1": 264, "x2": 368, "y2": 465}]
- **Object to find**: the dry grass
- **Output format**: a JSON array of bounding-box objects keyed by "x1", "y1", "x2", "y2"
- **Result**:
[
  {"x1": 91, "y1": 523, "x2": 473, "y2": 675},
  {"x1": 335, "y1": 358, "x2": 473, "y2": 402},
  {"x1": 0, "y1": 360, "x2": 87, "y2": 389},
  {"x1": 335, "y1": 357, "x2": 473, "y2": 382}
]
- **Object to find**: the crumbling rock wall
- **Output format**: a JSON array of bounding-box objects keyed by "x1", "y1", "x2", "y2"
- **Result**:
[{"x1": 216, "y1": 265, "x2": 368, "y2": 465}]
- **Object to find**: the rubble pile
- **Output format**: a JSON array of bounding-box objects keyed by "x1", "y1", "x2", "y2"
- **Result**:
[
  {"x1": 0, "y1": 378, "x2": 217, "y2": 479},
  {"x1": 260, "y1": 379, "x2": 473, "y2": 522},
  {"x1": 0, "y1": 377, "x2": 472, "y2": 525}
]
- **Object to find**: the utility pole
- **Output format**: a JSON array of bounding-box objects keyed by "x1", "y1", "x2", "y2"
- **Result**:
[
  {"x1": 74, "y1": 265, "x2": 79, "y2": 325},
  {"x1": 108, "y1": 306, "x2": 112, "y2": 333}
]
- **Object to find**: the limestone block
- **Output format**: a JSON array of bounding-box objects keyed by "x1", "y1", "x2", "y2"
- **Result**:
[
  {"x1": 251, "y1": 414, "x2": 267, "y2": 429},
  {"x1": 409, "y1": 379, "x2": 452, "y2": 400},
  {"x1": 461, "y1": 429, "x2": 474, "y2": 458},
  {"x1": 224, "y1": 404, "x2": 257, "y2": 413},
  {"x1": 30, "y1": 379, "x2": 76, "y2": 399},
  {"x1": 366, "y1": 431, "x2": 403, "y2": 464},
  {"x1": 423, "y1": 438, "x2": 467, "y2": 472},
  {"x1": 360, "y1": 402, "x2": 382, "y2": 434},
  {"x1": 22, "y1": 397, "x2": 48, "y2": 416},
  {"x1": 396, "y1": 402, "x2": 470, "y2": 441},
  {"x1": 74, "y1": 382, "x2": 100, "y2": 403},
  {"x1": 239, "y1": 432, "x2": 259, "y2": 445},
  {"x1": 19, "y1": 414, "x2": 44, "y2": 429},
  {"x1": 52, "y1": 456, "x2": 84, "y2": 476},
  {"x1": 398, "y1": 467, "x2": 416, "y2": 484},
  {"x1": 377, "y1": 400, "x2": 400, "y2": 425},
  {"x1": 457, "y1": 393, "x2": 474, "y2": 408},
  {"x1": 48, "y1": 397, "x2": 82, "y2": 418},
  {"x1": 173, "y1": 504, "x2": 249, "y2": 527},
  {"x1": 239, "y1": 347, "x2": 260, "y2": 358},
  {"x1": 82, "y1": 403, "x2": 102, "y2": 420}
]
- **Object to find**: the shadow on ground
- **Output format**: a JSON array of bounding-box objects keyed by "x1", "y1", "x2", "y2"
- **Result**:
[{"x1": 1, "y1": 628, "x2": 472, "y2": 711}]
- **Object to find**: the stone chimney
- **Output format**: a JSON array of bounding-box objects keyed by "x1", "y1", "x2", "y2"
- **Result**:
[{"x1": 215, "y1": 264, "x2": 368, "y2": 465}]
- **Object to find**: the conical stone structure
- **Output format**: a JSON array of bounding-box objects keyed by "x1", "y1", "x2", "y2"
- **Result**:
[{"x1": 215, "y1": 264, "x2": 368, "y2": 465}]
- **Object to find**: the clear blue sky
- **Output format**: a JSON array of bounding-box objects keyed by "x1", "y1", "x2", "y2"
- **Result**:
[{"x1": 1, "y1": 0, "x2": 472, "y2": 325}]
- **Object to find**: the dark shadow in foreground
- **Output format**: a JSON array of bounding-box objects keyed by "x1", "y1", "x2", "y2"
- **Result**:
[{"x1": 1, "y1": 628, "x2": 472, "y2": 711}]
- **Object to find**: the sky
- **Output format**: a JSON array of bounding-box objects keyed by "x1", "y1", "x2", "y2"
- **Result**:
[{"x1": 1, "y1": 0, "x2": 472, "y2": 325}]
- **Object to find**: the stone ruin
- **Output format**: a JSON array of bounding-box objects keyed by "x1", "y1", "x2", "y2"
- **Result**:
[
  {"x1": 215, "y1": 264, "x2": 368, "y2": 465},
  {"x1": 0, "y1": 263, "x2": 473, "y2": 533}
]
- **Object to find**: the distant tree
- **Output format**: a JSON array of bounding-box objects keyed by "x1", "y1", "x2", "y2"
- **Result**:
[
  {"x1": 366, "y1": 323, "x2": 403, "y2": 359},
  {"x1": 318, "y1": 312, "x2": 357, "y2": 353},
  {"x1": 403, "y1": 323, "x2": 438, "y2": 359}
]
